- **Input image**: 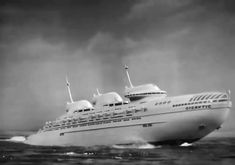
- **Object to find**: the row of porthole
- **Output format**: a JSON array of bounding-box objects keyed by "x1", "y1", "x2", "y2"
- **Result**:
[
  {"x1": 44, "y1": 109, "x2": 147, "y2": 130},
  {"x1": 185, "y1": 105, "x2": 211, "y2": 110},
  {"x1": 155, "y1": 100, "x2": 171, "y2": 106},
  {"x1": 125, "y1": 92, "x2": 166, "y2": 97},
  {"x1": 173, "y1": 101, "x2": 212, "y2": 107},
  {"x1": 49, "y1": 116, "x2": 143, "y2": 132}
]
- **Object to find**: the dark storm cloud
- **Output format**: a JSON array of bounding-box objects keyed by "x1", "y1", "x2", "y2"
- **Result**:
[
  {"x1": 0, "y1": 0, "x2": 133, "y2": 47},
  {"x1": 0, "y1": 0, "x2": 235, "y2": 135}
]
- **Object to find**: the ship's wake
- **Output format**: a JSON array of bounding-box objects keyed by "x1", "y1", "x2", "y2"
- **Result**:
[
  {"x1": 112, "y1": 143, "x2": 158, "y2": 149},
  {"x1": 6, "y1": 136, "x2": 26, "y2": 142},
  {"x1": 180, "y1": 142, "x2": 193, "y2": 147}
]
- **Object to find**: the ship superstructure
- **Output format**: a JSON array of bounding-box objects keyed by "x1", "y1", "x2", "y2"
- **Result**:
[{"x1": 25, "y1": 66, "x2": 232, "y2": 146}]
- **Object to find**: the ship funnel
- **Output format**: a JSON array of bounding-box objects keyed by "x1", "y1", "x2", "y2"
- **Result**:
[
  {"x1": 124, "y1": 65, "x2": 133, "y2": 88},
  {"x1": 66, "y1": 76, "x2": 74, "y2": 103}
]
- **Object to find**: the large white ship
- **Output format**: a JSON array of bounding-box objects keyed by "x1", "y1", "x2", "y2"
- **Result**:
[{"x1": 25, "y1": 66, "x2": 232, "y2": 146}]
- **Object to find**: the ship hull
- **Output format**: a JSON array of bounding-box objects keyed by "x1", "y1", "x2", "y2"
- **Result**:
[{"x1": 25, "y1": 107, "x2": 229, "y2": 146}]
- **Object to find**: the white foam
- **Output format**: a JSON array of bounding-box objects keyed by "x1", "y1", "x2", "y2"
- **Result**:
[
  {"x1": 7, "y1": 136, "x2": 26, "y2": 142},
  {"x1": 65, "y1": 152, "x2": 76, "y2": 155},
  {"x1": 180, "y1": 142, "x2": 192, "y2": 147},
  {"x1": 138, "y1": 143, "x2": 156, "y2": 149},
  {"x1": 113, "y1": 143, "x2": 156, "y2": 149}
]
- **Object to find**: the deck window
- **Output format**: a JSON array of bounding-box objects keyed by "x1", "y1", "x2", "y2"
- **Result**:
[
  {"x1": 192, "y1": 96, "x2": 200, "y2": 101},
  {"x1": 205, "y1": 94, "x2": 212, "y2": 100},
  {"x1": 196, "y1": 95, "x2": 203, "y2": 101},
  {"x1": 210, "y1": 94, "x2": 218, "y2": 99},
  {"x1": 200, "y1": 95, "x2": 207, "y2": 100},
  {"x1": 221, "y1": 94, "x2": 228, "y2": 99},
  {"x1": 215, "y1": 94, "x2": 223, "y2": 99}
]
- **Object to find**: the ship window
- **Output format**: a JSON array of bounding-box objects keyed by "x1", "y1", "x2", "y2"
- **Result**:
[
  {"x1": 115, "y1": 102, "x2": 122, "y2": 106},
  {"x1": 221, "y1": 94, "x2": 227, "y2": 99},
  {"x1": 192, "y1": 96, "x2": 199, "y2": 101},
  {"x1": 189, "y1": 97, "x2": 193, "y2": 102},
  {"x1": 109, "y1": 104, "x2": 114, "y2": 107},
  {"x1": 210, "y1": 94, "x2": 218, "y2": 99},
  {"x1": 84, "y1": 109, "x2": 90, "y2": 112},
  {"x1": 163, "y1": 101, "x2": 166, "y2": 104},
  {"x1": 155, "y1": 102, "x2": 158, "y2": 105},
  {"x1": 196, "y1": 95, "x2": 203, "y2": 101},
  {"x1": 215, "y1": 94, "x2": 223, "y2": 99},
  {"x1": 205, "y1": 94, "x2": 211, "y2": 100},
  {"x1": 219, "y1": 99, "x2": 227, "y2": 102},
  {"x1": 167, "y1": 101, "x2": 171, "y2": 104},
  {"x1": 79, "y1": 110, "x2": 83, "y2": 112}
]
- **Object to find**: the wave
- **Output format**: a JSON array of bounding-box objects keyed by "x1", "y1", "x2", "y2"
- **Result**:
[
  {"x1": 180, "y1": 142, "x2": 193, "y2": 147},
  {"x1": 6, "y1": 136, "x2": 26, "y2": 142},
  {"x1": 112, "y1": 143, "x2": 157, "y2": 149}
]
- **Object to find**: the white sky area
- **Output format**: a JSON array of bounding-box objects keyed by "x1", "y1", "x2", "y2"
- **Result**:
[{"x1": 0, "y1": 0, "x2": 235, "y2": 136}]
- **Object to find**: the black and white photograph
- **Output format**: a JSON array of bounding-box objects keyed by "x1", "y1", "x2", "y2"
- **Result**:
[{"x1": 0, "y1": 0, "x2": 235, "y2": 164}]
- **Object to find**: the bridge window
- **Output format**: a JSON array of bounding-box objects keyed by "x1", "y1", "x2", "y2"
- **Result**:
[
  {"x1": 200, "y1": 95, "x2": 207, "y2": 100},
  {"x1": 205, "y1": 94, "x2": 212, "y2": 100},
  {"x1": 210, "y1": 94, "x2": 218, "y2": 99},
  {"x1": 215, "y1": 94, "x2": 223, "y2": 99},
  {"x1": 193, "y1": 95, "x2": 200, "y2": 101},
  {"x1": 221, "y1": 94, "x2": 228, "y2": 98},
  {"x1": 196, "y1": 95, "x2": 203, "y2": 101}
]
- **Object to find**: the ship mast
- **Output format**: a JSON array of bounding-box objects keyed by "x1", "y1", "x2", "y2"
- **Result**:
[
  {"x1": 96, "y1": 88, "x2": 101, "y2": 96},
  {"x1": 66, "y1": 76, "x2": 74, "y2": 103},
  {"x1": 124, "y1": 65, "x2": 133, "y2": 88}
]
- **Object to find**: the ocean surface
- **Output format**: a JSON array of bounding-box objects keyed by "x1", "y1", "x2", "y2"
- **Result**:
[{"x1": 0, "y1": 135, "x2": 235, "y2": 165}]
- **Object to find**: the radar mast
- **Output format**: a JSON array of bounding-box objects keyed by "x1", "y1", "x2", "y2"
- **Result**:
[
  {"x1": 124, "y1": 65, "x2": 133, "y2": 88},
  {"x1": 96, "y1": 88, "x2": 101, "y2": 96},
  {"x1": 66, "y1": 76, "x2": 74, "y2": 103}
]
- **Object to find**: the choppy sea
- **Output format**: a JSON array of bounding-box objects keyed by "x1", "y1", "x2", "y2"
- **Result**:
[{"x1": 0, "y1": 133, "x2": 235, "y2": 165}]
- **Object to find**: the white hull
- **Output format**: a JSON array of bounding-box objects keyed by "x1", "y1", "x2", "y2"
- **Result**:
[{"x1": 25, "y1": 107, "x2": 229, "y2": 146}]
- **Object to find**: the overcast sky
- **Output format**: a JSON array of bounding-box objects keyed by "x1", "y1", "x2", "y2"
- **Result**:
[{"x1": 0, "y1": 0, "x2": 235, "y2": 134}]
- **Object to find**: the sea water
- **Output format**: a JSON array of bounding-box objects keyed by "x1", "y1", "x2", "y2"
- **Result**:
[{"x1": 0, "y1": 134, "x2": 235, "y2": 165}]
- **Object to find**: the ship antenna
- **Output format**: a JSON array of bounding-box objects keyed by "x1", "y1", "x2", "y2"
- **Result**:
[
  {"x1": 124, "y1": 65, "x2": 133, "y2": 88},
  {"x1": 66, "y1": 76, "x2": 74, "y2": 103},
  {"x1": 96, "y1": 88, "x2": 101, "y2": 95}
]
